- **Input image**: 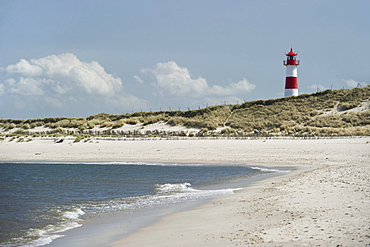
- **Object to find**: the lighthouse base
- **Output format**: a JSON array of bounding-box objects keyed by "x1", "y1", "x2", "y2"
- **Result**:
[{"x1": 284, "y1": 88, "x2": 298, "y2": 97}]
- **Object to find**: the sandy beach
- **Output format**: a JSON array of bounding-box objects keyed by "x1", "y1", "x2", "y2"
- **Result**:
[{"x1": 1, "y1": 137, "x2": 369, "y2": 246}]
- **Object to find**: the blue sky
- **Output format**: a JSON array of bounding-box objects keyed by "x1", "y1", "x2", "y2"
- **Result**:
[{"x1": 1, "y1": 0, "x2": 369, "y2": 119}]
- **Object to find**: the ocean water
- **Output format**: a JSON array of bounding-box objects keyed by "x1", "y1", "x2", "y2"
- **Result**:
[{"x1": 0, "y1": 161, "x2": 287, "y2": 246}]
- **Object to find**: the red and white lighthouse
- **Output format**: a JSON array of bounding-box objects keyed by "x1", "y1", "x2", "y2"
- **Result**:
[{"x1": 283, "y1": 48, "x2": 300, "y2": 97}]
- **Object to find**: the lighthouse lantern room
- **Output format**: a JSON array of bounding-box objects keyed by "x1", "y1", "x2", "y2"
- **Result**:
[{"x1": 283, "y1": 48, "x2": 300, "y2": 97}]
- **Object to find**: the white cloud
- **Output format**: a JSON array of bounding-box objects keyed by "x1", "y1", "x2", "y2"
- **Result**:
[
  {"x1": 1, "y1": 53, "x2": 147, "y2": 117},
  {"x1": 0, "y1": 83, "x2": 4, "y2": 95},
  {"x1": 4, "y1": 53, "x2": 123, "y2": 96},
  {"x1": 142, "y1": 61, "x2": 255, "y2": 98},
  {"x1": 106, "y1": 94, "x2": 146, "y2": 109},
  {"x1": 5, "y1": 58, "x2": 44, "y2": 76},
  {"x1": 7, "y1": 77, "x2": 44, "y2": 95},
  {"x1": 209, "y1": 78, "x2": 256, "y2": 96},
  {"x1": 142, "y1": 61, "x2": 208, "y2": 97},
  {"x1": 133, "y1": 75, "x2": 144, "y2": 84},
  {"x1": 343, "y1": 79, "x2": 368, "y2": 88}
]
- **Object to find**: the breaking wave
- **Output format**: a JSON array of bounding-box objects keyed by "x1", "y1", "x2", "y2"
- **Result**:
[
  {"x1": 250, "y1": 166, "x2": 290, "y2": 173},
  {"x1": 3, "y1": 207, "x2": 84, "y2": 247}
]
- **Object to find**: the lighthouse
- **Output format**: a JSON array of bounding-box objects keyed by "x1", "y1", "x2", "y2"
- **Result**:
[{"x1": 283, "y1": 48, "x2": 300, "y2": 97}]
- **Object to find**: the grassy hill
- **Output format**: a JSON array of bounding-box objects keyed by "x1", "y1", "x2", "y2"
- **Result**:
[{"x1": 1, "y1": 86, "x2": 369, "y2": 138}]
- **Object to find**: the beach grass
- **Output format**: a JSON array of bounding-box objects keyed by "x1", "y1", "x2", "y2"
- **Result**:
[{"x1": 1, "y1": 86, "x2": 369, "y2": 138}]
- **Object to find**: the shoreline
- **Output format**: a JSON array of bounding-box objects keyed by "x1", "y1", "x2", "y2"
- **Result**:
[
  {"x1": 49, "y1": 166, "x2": 285, "y2": 247},
  {"x1": 1, "y1": 137, "x2": 369, "y2": 246},
  {"x1": 111, "y1": 170, "x2": 300, "y2": 247}
]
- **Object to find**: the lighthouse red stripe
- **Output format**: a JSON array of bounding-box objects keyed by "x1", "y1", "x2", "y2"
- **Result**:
[{"x1": 285, "y1": 77, "x2": 298, "y2": 89}]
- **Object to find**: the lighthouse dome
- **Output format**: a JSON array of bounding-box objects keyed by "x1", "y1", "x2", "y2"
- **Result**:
[{"x1": 286, "y1": 48, "x2": 297, "y2": 56}]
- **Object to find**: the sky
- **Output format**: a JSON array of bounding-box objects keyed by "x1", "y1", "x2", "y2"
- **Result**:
[{"x1": 0, "y1": 0, "x2": 369, "y2": 119}]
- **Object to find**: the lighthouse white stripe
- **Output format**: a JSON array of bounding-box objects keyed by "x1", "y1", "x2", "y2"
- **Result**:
[
  {"x1": 284, "y1": 88, "x2": 298, "y2": 97},
  {"x1": 285, "y1": 66, "x2": 298, "y2": 77}
]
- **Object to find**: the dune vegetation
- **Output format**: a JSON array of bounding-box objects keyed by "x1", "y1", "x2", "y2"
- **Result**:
[{"x1": 1, "y1": 86, "x2": 369, "y2": 139}]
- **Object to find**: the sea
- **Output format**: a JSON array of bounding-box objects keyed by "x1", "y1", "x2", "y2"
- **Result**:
[{"x1": 0, "y1": 161, "x2": 289, "y2": 247}]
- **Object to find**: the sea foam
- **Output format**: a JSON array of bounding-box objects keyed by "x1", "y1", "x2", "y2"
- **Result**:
[
  {"x1": 14, "y1": 207, "x2": 86, "y2": 247},
  {"x1": 251, "y1": 166, "x2": 290, "y2": 173}
]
